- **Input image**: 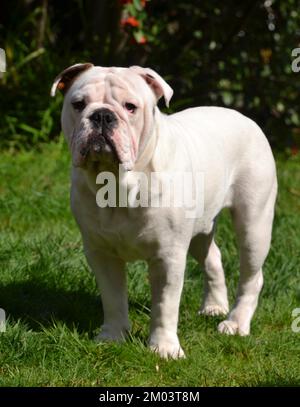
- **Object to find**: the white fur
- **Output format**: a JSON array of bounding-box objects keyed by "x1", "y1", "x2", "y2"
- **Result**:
[{"x1": 55, "y1": 65, "x2": 277, "y2": 359}]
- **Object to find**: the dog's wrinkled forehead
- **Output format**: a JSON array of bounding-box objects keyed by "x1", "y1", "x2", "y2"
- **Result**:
[
  {"x1": 69, "y1": 67, "x2": 155, "y2": 106},
  {"x1": 52, "y1": 64, "x2": 173, "y2": 107}
]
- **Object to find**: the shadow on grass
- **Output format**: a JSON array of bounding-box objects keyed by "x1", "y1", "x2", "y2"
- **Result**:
[
  {"x1": 0, "y1": 279, "x2": 103, "y2": 334},
  {"x1": 0, "y1": 279, "x2": 151, "y2": 338}
]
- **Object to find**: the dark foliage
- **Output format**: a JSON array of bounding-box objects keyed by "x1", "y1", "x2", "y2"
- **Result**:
[{"x1": 0, "y1": 0, "x2": 299, "y2": 150}]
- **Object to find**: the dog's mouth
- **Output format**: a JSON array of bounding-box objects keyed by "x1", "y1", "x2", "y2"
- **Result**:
[{"x1": 78, "y1": 129, "x2": 121, "y2": 165}]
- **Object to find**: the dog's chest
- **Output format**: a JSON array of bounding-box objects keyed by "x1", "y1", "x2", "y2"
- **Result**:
[{"x1": 92, "y1": 206, "x2": 161, "y2": 260}]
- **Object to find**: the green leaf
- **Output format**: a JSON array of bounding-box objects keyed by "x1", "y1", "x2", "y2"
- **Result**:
[{"x1": 133, "y1": 0, "x2": 143, "y2": 12}]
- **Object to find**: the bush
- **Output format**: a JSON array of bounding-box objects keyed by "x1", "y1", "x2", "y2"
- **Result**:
[{"x1": 0, "y1": 0, "x2": 299, "y2": 150}]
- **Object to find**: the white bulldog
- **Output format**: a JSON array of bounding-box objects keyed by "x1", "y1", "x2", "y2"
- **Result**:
[{"x1": 51, "y1": 63, "x2": 277, "y2": 359}]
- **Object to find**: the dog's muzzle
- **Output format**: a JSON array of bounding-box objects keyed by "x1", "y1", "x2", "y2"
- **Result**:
[{"x1": 80, "y1": 108, "x2": 119, "y2": 161}]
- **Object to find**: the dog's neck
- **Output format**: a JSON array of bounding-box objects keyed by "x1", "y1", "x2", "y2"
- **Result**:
[
  {"x1": 133, "y1": 107, "x2": 175, "y2": 175},
  {"x1": 133, "y1": 108, "x2": 160, "y2": 172}
]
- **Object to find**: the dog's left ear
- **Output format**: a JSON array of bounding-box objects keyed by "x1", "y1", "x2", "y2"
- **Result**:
[
  {"x1": 51, "y1": 63, "x2": 94, "y2": 97},
  {"x1": 130, "y1": 66, "x2": 173, "y2": 107}
]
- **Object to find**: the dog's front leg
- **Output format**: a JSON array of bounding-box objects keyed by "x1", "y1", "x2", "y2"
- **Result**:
[
  {"x1": 149, "y1": 248, "x2": 187, "y2": 359},
  {"x1": 84, "y1": 248, "x2": 130, "y2": 342}
]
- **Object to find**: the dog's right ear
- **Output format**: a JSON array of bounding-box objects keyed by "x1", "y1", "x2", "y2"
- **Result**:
[{"x1": 51, "y1": 63, "x2": 94, "y2": 97}]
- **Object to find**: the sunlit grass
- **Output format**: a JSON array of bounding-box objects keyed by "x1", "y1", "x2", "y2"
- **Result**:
[{"x1": 0, "y1": 139, "x2": 299, "y2": 386}]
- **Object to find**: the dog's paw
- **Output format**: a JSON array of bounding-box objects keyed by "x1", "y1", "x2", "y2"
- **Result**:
[
  {"x1": 217, "y1": 320, "x2": 249, "y2": 336},
  {"x1": 149, "y1": 332, "x2": 185, "y2": 359},
  {"x1": 199, "y1": 304, "x2": 228, "y2": 317},
  {"x1": 149, "y1": 342, "x2": 185, "y2": 360}
]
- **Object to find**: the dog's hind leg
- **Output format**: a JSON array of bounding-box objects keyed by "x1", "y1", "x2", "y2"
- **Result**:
[
  {"x1": 190, "y1": 232, "x2": 229, "y2": 317},
  {"x1": 218, "y1": 179, "x2": 277, "y2": 336}
]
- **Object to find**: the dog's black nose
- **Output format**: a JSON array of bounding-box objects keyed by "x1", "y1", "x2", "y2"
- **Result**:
[{"x1": 89, "y1": 108, "x2": 117, "y2": 129}]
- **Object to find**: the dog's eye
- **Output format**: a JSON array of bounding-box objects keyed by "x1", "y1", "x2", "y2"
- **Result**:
[
  {"x1": 125, "y1": 102, "x2": 137, "y2": 113},
  {"x1": 72, "y1": 100, "x2": 86, "y2": 112}
]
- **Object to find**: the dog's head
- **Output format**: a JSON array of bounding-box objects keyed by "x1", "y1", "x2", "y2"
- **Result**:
[{"x1": 51, "y1": 64, "x2": 173, "y2": 171}]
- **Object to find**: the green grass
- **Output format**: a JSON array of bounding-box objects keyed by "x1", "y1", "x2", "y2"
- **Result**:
[{"x1": 0, "y1": 138, "x2": 300, "y2": 386}]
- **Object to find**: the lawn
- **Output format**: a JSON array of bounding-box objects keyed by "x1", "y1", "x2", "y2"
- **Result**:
[{"x1": 0, "y1": 138, "x2": 299, "y2": 386}]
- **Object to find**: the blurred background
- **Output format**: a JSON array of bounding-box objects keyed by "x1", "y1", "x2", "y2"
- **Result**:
[{"x1": 0, "y1": 0, "x2": 300, "y2": 152}]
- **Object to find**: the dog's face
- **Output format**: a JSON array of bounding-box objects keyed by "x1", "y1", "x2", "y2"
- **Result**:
[{"x1": 51, "y1": 64, "x2": 173, "y2": 171}]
